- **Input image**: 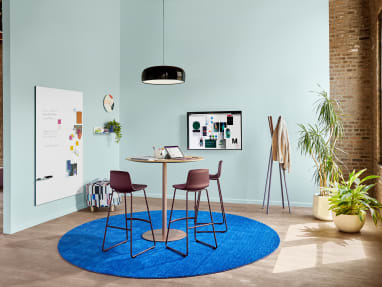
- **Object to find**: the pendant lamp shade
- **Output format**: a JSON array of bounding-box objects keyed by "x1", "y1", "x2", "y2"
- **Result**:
[
  {"x1": 141, "y1": 0, "x2": 185, "y2": 85},
  {"x1": 142, "y1": 65, "x2": 185, "y2": 85}
]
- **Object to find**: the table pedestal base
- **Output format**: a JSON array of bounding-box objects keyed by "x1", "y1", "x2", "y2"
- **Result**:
[{"x1": 142, "y1": 229, "x2": 186, "y2": 242}]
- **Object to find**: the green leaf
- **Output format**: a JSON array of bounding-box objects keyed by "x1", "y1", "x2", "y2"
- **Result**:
[{"x1": 359, "y1": 175, "x2": 379, "y2": 184}]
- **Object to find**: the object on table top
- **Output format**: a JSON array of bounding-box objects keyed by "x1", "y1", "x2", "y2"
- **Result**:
[{"x1": 164, "y1": 146, "x2": 184, "y2": 159}]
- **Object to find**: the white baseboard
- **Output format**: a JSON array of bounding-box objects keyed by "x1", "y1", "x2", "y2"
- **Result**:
[{"x1": 132, "y1": 192, "x2": 312, "y2": 208}]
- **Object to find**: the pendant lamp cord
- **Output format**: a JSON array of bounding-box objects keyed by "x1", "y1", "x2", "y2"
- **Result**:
[{"x1": 162, "y1": 0, "x2": 165, "y2": 65}]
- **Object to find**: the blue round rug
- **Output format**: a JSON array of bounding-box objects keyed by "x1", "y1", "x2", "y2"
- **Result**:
[{"x1": 58, "y1": 210, "x2": 280, "y2": 278}]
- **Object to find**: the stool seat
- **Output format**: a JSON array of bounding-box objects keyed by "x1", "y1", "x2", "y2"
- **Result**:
[
  {"x1": 132, "y1": 184, "x2": 147, "y2": 191},
  {"x1": 209, "y1": 174, "x2": 219, "y2": 180},
  {"x1": 172, "y1": 183, "x2": 187, "y2": 190},
  {"x1": 172, "y1": 183, "x2": 209, "y2": 191}
]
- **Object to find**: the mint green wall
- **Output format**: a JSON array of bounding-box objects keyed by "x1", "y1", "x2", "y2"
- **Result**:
[
  {"x1": 120, "y1": 0, "x2": 329, "y2": 205},
  {"x1": 3, "y1": 0, "x2": 120, "y2": 233},
  {"x1": 3, "y1": 0, "x2": 329, "y2": 234}
]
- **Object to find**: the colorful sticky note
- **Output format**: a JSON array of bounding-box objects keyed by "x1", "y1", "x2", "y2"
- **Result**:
[
  {"x1": 76, "y1": 141, "x2": 79, "y2": 146},
  {"x1": 58, "y1": 119, "x2": 62, "y2": 124},
  {"x1": 76, "y1": 111, "x2": 82, "y2": 124},
  {"x1": 70, "y1": 146, "x2": 74, "y2": 151}
]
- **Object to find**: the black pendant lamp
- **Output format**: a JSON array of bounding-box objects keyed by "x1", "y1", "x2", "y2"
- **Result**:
[{"x1": 141, "y1": 0, "x2": 185, "y2": 85}]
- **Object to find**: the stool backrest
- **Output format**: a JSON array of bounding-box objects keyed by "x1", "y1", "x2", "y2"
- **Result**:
[
  {"x1": 185, "y1": 169, "x2": 209, "y2": 190},
  {"x1": 215, "y1": 160, "x2": 223, "y2": 178},
  {"x1": 110, "y1": 170, "x2": 133, "y2": 193}
]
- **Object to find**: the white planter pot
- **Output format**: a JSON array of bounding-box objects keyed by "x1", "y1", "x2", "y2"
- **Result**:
[
  {"x1": 313, "y1": 194, "x2": 332, "y2": 221},
  {"x1": 333, "y1": 212, "x2": 366, "y2": 233}
]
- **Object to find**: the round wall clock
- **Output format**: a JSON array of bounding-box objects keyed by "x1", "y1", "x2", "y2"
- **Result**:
[{"x1": 103, "y1": 94, "x2": 114, "y2": 112}]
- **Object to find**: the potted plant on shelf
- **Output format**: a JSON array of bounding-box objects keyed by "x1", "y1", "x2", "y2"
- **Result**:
[
  {"x1": 298, "y1": 88, "x2": 343, "y2": 220},
  {"x1": 105, "y1": 119, "x2": 122, "y2": 143},
  {"x1": 326, "y1": 169, "x2": 382, "y2": 233}
]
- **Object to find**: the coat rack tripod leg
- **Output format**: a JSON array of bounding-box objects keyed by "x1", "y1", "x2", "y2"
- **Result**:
[
  {"x1": 278, "y1": 163, "x2": 285, "y2": 209},
  {"x1": 266, "y1": 160, "x2": 273, "y2": 214},
  {"x1": 282, "y1": 169, "x2": 291, "y2": 214},
  {"x1": 262, "y1": 147, "x2": 273, "y2": 209}
]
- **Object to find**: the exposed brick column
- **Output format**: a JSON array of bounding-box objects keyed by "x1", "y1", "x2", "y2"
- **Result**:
[
  {"x1": 369, "y1": 0, "x2": 382, "y2": 202},
  {"x1": 329, "y1": 0, "x2": 374, "y2": 176}
]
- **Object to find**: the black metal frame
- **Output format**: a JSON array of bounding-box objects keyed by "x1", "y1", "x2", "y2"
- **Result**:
[
  {"x1": 102, "y1": 189, "x2": 156, "y2": 258},
  {"x1": 187, "y1": 111, "x2": 243, "y2": 150},
  {"x1": 195, "y1": 178, "x2": 227, "y2": 233},
  {"x1": 165, "y1": 188, "x2": 218, "y2": 257}
]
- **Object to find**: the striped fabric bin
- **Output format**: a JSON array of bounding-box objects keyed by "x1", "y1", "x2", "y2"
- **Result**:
[{"x1": 86, "y1": 179, "x2": 121, "y2": 209}]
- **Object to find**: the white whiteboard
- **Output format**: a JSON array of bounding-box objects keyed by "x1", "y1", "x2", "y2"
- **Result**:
[{"x1": 35, "y1": 86, "x2": 83, "y2": 205}]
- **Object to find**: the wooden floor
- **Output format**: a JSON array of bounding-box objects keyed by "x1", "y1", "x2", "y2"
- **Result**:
[{"x1": 1, "y1": 191, "x2": 382, "y2": 287}]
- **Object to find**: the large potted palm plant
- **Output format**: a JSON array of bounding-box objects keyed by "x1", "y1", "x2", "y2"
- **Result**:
[{"x1": 298, "y1": 89, "x2": 343, "y2": 220}]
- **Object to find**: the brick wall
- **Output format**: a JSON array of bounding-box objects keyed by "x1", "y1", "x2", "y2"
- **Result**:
[
  {"x1": 369, "y1": 0, "x2": 382, "y2": 202},
  {"x1": 330, "y1": 0, "x2": 382, "y2": 201},
  {"x1": 329, "y1": 0, "x2": 374, "y2": 177}
]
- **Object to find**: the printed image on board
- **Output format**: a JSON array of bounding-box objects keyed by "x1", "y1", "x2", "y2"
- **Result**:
[
  {"x1": 35, "y1": 86, "x2": 83, "y2": 205},
  {"x1": 187, "y1": 111, "x2": 242, "y2": 150}
]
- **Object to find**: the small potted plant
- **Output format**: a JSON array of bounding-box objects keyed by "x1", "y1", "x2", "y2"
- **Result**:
[
  {"x1": 105, "y1": 119, "x2": 122, "y2": 143},
  {"x1": 326, "y1": 169, "x2": 382, "y2": 233},
  {"x1": 298, "y1": 88, "x2": 343, "y2": 220}
]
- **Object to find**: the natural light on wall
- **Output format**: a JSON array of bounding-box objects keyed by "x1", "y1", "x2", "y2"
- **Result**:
[{"x1": 273, "y1": 223, "x2": 366, "y2": 273}]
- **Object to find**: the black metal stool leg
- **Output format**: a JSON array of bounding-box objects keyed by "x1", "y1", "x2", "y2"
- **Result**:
[
  {"x1": 196, "y1": 179, "x2": 228, "y2": 233},
  {"x1": 165, "y1": 188, "x2": 177, "y2": 245},
  {"x1": 102, "y1": 191, "x2": 113, "y2": 251},
  {"x1": 130, "y1": 191, "x2": 156, "y2": 258},
  {"x1": 166, "y1": 188, "x2": 190, "y2": 257},
  {"x1": 125, "y1": 194, "x2": 129, "y2": 240},
  {"x1": 167, "y1": 188, "x2": 218, "y2": 257},
  {"x1": 102, "y1": 191, "x2": 128, "y2": 252},
  {"x1": 166, "y1": 188, "x2": 189, "y2": 257},
  {"x1": 143, "y1": 189, "x2": 156, "y2": 245},
  {"x1": 217, "y1": 179, "x2": 228, "y2": 232},
  {"x1": 186, "y1": 191, "x2": 189, "y2": 256},
  {"x1": 130, "y1": 192, "x2": 133, "y2": 257},
  {"x1": 195, "y1": 189, "x2": 218, "y2": 249},
  {"x1": 194, "y1": 191, "x2": 197, "y2": 241}
]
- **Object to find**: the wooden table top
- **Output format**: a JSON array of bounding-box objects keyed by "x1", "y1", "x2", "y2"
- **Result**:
[{"x1": 126, "y1": 156, "x2": 204, "y2": 163}]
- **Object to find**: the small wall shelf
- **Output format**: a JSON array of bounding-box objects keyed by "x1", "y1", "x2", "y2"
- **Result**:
[{"x1": 93, "y1": 127, "x2": 110, "y2": 135}]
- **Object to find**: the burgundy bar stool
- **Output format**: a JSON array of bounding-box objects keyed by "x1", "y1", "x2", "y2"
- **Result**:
[
  {"x1": 102, "y1": 171, "x2": 156, "y2": 258},
  {"x1": 196, "y1": 160, "x2": 227, "y2": 233},
  {"x1": 165, "y1": 169, "x2": 218, "y2": 257}
]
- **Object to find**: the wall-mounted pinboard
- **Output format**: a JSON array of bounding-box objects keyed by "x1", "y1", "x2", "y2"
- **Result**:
[
  {"x1": 187, "y1": 111, "x2": 242, "y2": 150},
  {"x1": 35, "y1": 86, "x2": 83, "y2": 205}
]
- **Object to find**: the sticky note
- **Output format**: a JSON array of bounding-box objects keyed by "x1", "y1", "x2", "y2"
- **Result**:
[
  {"x1": 70, "y1": 146, "x2": 74, "y2": 151},
  {"x1": 76, "y1": 111, "x2": 82, "y2": 124},
  {"x1": 76, "y1": 141, "x2": 79, "y2": 146}
]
